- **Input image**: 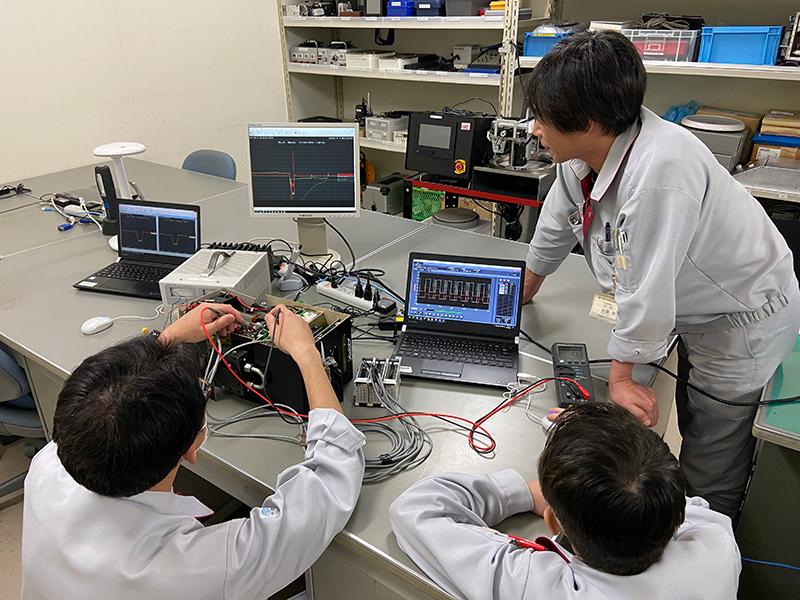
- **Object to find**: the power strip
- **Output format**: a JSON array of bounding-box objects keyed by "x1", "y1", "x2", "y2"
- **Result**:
[{"x1": 316, "y1": 280, "x2": 374, "y2": 311}]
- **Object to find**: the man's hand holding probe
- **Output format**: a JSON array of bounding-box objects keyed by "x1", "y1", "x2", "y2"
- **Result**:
[
  {"x1": 160, "y1": 302, "x2": 243, "y2": 344},
  {"x1": 265, "y1": 305, "x2": 344, "y2": 415}
]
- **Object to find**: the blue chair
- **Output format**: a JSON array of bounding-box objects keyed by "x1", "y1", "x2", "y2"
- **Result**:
[
  {"x1": 0, "y1": 346, "x2": 46, "y2": 497},
  {"x1": 182, "y1": 149, "x2": 237, "y2": 180}
]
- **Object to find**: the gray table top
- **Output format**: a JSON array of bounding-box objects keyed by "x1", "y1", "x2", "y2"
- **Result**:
[{"x1": 0, "y1": 159, "x2": 246, "y2": 258}]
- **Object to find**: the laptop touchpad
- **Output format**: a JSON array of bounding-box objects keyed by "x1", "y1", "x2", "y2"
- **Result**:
[{"x1": 421, "y1": 360, "x2": 463, "y2": 378}]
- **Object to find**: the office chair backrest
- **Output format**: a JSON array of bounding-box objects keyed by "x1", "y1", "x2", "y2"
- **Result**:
[
  {"x1": 182, "y1": 149, "x2": 237, "y2": 180},
  {"x1": 0, "y1": 348, "x2": 30, "y2": 403}
]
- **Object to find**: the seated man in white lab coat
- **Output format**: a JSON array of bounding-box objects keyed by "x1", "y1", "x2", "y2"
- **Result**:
[
  {"x1": 390, "y1": 403, "x2": 741, "y2": 600},
  {"x1": 21, "y1": 303, "x2": 365, "y2": 600}
]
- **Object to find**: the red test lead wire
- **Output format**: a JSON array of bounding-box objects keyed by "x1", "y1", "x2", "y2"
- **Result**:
[{"x1": 199, "y1": 307, "x2": 571, "y2": 454}]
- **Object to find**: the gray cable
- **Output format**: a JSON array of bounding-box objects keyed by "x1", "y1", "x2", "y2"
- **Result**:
[{"x1": 355, "y1": 363, "x2": 432, "y2": 483}]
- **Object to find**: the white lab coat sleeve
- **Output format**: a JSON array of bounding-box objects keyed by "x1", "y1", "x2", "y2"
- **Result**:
[
  {"x1": 221, "y1": 408, "x2": 365, "y2": 600},
  {"x1": 390, "y1": 470, "x2": 576, "y2": 600},
  {"x1": 527, "y1": 174, "x2": 580, "y2": 276},
  {"x1": 608, "y1": 187, "x2": 701, "y2": 363},
  {"x1": 676, "y1": 497, "x2": 741, "y2": 577}
]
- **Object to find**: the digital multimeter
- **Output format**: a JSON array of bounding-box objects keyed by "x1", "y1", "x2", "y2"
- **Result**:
[{"x1": 552, "y1": 343, "x2": 595, "y2": 408}]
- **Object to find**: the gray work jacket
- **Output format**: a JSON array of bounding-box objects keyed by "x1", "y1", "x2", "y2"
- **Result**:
[
  {"x1": 527, "y1": 107, "x2": 797, "y2": 363},
  {"x1": 390, "y1": 470, "x2": 741, "y2": 600},
  {"x1": 22, "y1": 409, "x2": 365, "y2": 600}
]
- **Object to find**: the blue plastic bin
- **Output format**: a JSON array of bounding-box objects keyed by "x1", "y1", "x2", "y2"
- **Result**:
[
  {"x1": 698, "y1": 26, "x2": 783, "y2": 65},
  {"x1": 523, "y1": 31, "x2": 572, "y2": 57},
  {"x1": 387, "y1": 0, "x2": 416, "y2": 16},
  {"x1": 416, "y1": 0, "x2": 444, "y2": 15}
]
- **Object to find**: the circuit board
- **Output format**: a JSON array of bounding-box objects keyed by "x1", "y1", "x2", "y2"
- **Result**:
[{"x1": 189, "y1": 289, "x2": 353, "y2": 413}]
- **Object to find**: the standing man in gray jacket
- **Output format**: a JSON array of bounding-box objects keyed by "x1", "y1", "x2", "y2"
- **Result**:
[
  {"x1": 523, "y1": 30, "x2": 800, "y2": 519},
  {"x1": 22, "y1": 303, "x2": 365, "y2": 600}
]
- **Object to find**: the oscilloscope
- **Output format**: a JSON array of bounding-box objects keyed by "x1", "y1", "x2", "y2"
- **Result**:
[{"x1": 246, "y1": 123, "x2": 360, "y2": 262}]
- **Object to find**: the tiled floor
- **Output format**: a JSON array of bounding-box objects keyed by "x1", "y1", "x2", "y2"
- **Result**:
[
  {"x1": 0, "y1": 409, "x2": 684, "y2": 600},
  {"x1": 0, "y1": 440, "x2": 28, "y2": 600}
]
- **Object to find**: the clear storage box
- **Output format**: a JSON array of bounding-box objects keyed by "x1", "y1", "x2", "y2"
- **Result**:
[{"x1": 621, "y1": 28, "x2": 700, "y2": 62}]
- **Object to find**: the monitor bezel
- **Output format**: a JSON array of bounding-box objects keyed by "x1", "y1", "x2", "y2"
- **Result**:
[{"x1": 246, "y1": 122, "x2": 361, "y2": 219}]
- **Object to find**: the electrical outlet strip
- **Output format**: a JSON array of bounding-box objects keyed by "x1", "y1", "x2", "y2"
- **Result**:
[{"x1": 316, "y1": 280, "x2": 374, "y2": 311}]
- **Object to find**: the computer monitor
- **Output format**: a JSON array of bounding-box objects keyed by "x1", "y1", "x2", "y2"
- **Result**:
[{"x1": 247, "y1": 123, "x2": 360, "y2": 263}]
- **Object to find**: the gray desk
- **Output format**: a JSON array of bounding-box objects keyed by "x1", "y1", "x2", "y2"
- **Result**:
[
  {"x1": 0, "y1": 162, "x2": 675, "y2": 600},
  {"x1": 0, "y1": 159, "x2": 246, "y2": 258}
]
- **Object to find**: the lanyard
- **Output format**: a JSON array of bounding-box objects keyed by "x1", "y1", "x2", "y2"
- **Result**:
[{"x1": 580, "y1": 172, "x2": 596, "y2": 242}]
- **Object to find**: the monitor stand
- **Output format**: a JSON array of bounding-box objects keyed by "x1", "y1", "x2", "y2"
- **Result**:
[{"x1": 296, "y1": 218, "x2": 342, "y2": 265}]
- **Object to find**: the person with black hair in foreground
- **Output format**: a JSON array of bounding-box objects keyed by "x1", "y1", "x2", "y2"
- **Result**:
[
  {"x1": 21, "y1": 303, "x2": 365, "y2": 600},
  {"x1": 390, "y1": 404, "x2": 740, "y2": 600},
  {"x1": 522, "y1": 30, "x2": 800, "y2": 520}
]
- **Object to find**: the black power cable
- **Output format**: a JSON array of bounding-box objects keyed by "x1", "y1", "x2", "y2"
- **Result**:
[
  {"x1": 521, "y1": 330, "x2": 799, "y2": 407},
  {"x1": 323, "y1": 218, "x2": 356, "y2": 268}
]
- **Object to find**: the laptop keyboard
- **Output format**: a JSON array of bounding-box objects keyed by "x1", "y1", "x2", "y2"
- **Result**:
[
  {"x1": 398, "y1": 334, "x2": 515, "y2": 368},
  {"x1": 97, "y1": 263, "x2": 172, "y2": 283}
]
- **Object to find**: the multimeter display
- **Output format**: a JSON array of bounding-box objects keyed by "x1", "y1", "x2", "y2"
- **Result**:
[
  {"x1": 559, "y1": 348, "x2": 586, "y2": 362},
  {"x1": 552, "y1": 343, "x2": 595, "y2": 408}
]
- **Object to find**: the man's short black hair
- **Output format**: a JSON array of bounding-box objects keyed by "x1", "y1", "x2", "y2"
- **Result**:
[
  {"x1": 53, "y1": 336, "x2": 206, "y2": 498},
  {"x1": 538, "y1": 403, "x2": 685, "y2": 575},
  {"x1": 525, "y1": 30, "x2": 647, "y2": 136}
]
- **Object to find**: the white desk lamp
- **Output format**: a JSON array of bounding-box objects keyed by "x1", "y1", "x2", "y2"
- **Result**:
[{"x1": 93, "y1": 142, "x2": 146, "y2": 250}]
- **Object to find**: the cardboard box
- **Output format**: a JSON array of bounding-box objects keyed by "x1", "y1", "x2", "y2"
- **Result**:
[
  {"x1": 751, "y1": 143, "x2": 800, "y2": 163},
  {"x1": 763, "y1": 109, "x2": 800, "y2": 129},
  {"x1": 697, "y1": 106, "x2": 764, "y2": 163}
]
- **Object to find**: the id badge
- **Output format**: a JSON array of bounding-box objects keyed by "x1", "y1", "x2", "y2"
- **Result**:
[
  {"x1": 589, "y1": 292, "x2": 617, "y2": 324},
  {"x1": 568, "y1": 209, "x2": 582, "y2": 227}
]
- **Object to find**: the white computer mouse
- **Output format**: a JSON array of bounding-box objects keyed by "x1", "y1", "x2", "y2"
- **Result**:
[
  {"x1": 81, "y1": 316, "x2": 114, "y2": 335},
  {"x1": 541, "y1": 416, "x2": 557, "y2": 435}
]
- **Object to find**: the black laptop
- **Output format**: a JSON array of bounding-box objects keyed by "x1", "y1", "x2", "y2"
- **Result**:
[
  {"x1": 74, "y1": 200, "x2": 200, "y2": 299},
  {"x1": 393, "y1": 253, "x2": 525, "y2": 388}
]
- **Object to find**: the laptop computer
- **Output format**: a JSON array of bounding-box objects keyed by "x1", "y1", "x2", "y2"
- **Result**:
[
  {"x1": 393, "y1": 252, "x2": 525, "y2": 388},
  {"x1": 74, "y1": 200, "x2": 201, "y2": 300}
]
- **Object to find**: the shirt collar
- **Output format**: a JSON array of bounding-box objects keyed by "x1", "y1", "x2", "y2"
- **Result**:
[
  {"x1": 567, "y1": 110, "x2": 643, "y2": 201},
  {"x1": 126, "y1": 489, "x2": 214, "y2": 518}
]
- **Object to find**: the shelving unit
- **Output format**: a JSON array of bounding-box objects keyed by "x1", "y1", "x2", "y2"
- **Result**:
[
  {"x1": 283, "y1": 15, "x2": 536, "y2": 29},
  {"x1": 358, "y1": 137, "x2": 407, "y2": 153},
  {"x1": 278, "y1": 1, "x2": 559, "y2": 125},
  {"x1": 287, "y1": 62, "x2": 501, "y2": 85},
  {"x1": 519, "y1": 56, "x2": 800, "y2": 82}
]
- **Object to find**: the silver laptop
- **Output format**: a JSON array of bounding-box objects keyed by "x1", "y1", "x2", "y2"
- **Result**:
[
  {"x1": 74, "y1": 200, "x2": 200, "y2": 299},
  {"x1": 393, "y1": 253, "x2": 525, "y2": 388}
]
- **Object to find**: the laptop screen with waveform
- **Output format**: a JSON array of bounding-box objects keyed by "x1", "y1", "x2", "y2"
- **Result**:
[
  {"x1": 118, "y1": 202, "x2": 200, "y2": 260},
  {"x1": 406, "y1": 256, "x2": 523, "y2": 331},
  {"x1": 247, "y1": 124, "x2": 359, "y2": 217}
]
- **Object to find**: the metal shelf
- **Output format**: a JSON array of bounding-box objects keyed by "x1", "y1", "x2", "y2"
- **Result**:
[
  {"x1": 283, "y1": 16, "x2": 541, "y2": 30},
  {"x1": 518, "y1": 56, "x2": 800, "y2": 82},
  {"x1": 287, "y1": 62, "x2": 501, "y2": 86},
  {"x1": 358, "y1": 138, "x2": 407, "y2": 153}
]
